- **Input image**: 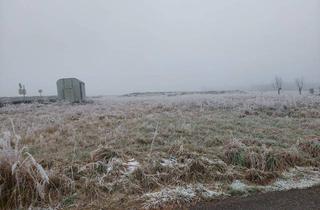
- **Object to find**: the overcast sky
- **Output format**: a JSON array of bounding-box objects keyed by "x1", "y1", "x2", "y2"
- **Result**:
[{"x1": 1, "y1": 0, "x2": 319, "y2": 96}]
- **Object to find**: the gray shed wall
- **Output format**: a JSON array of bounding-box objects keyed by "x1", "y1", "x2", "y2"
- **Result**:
[{"x1": 56, "y1": 78, "x2": 86, "y2": 102}]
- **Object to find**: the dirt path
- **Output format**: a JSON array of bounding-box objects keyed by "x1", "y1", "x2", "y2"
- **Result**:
[{"x1": 190, "y1": 186, "x2": 320, "y2": 210}]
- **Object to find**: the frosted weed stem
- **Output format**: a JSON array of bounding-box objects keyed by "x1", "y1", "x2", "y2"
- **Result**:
[{"x1": 149, "y1": 122, "x2": 159, "y2": 158}]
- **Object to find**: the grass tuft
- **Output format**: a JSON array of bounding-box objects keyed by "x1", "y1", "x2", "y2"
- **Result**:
[
  {"x1": 298, "y1": 138, "x2": 320, "y2": 158},
  {"x1": 0, "y1": 131, "x2": 49, "y2": 208}
]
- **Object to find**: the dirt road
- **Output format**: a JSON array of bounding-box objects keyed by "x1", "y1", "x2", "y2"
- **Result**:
[{"x1": 190, "y1": 186, "x2": 320, "y2": 210}]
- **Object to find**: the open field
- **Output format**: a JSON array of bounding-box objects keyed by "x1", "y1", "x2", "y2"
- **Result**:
[{"x1": 1, "y1": 91, "x2": 320, "y2": 209}]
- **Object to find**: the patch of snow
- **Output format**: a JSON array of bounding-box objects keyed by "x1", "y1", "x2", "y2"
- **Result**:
[
  {"x1": 142, "y1": 186, "x2": 196, "y2": 209},
  {"x1": 271, "y1": 178, "x2": 320, "y2": 191},
  {"x1": 142, "y1": 184, "x2": 224, "y2": 209},
  {"x1": 160, "y1": 157, "x2": 177, "y2": 167},
  {"x1": 106, "y1": 158, "x2": 123, "y2": 174},
  {"x1": 124, "y1": 159, "x2": 140, "y2": 174},
  {"x1": 268, "y1": 167, "x2": 320, "y2": 191},
  {"x1": 230, "y1": 180, "x2": 248, "y2": 192}
]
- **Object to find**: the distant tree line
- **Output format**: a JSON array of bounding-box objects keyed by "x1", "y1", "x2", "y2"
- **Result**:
[
  {"x1": 18, "y1": 83, "x2": 44, "y2": 97},
  {"x1": 273, "y1": 76, "x2": 319, "y2": 95}
]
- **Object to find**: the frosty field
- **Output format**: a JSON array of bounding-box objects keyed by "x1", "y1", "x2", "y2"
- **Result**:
[{"x1": 1, "y1": 92, "x2": 320, "y2": 209}]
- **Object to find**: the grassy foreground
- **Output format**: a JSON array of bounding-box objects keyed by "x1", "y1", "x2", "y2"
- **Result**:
[{"x1": 0, "y1": 92, "x2": 320, "y2": 209}]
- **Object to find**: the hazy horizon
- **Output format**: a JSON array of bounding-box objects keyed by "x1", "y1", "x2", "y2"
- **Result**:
[{"x1": 1, "y1": 0, "x2": 320, "y2": 97}]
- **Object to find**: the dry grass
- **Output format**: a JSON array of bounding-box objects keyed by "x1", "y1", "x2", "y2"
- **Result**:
[
  {"x1": 298, "y1": 138, "x2": 320, "y2": 158},
  {"x1": 0, "y1": 122, "x2": 71, "y2": 209},
  {"x1": 0, "y1": 131, "x2": 49, "y2": 208},
  {"x1": 0, "y1": 92, "x2": 320, "y2": 209}
]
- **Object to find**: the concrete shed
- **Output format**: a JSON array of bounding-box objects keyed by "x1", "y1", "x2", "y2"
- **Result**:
[{"x1": 57, "y1": 78, "x2": 86, "y2": 103}]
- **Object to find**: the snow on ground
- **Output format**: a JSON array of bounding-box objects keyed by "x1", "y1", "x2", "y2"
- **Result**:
[
  {"x1": 124, "y1": 159, "x2": 140, "y2": 174},
  {"x1": 230, "y1": 180, "x2": 248, "y2": 192},
  {"x1": 142, "y1": 184, "x2": 224, "y2": 209},
  {"x1": 229, "y1": 167, "x2": 320, "y2": 194},
  {"x1": 141, "y1": 167, "x2": 320, "y2": 209},
  {"x1": 269, "y1": 167, "x2": 320, "y2": 191}
]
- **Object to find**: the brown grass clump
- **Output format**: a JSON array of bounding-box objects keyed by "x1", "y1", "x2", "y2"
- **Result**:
[
  {"x1": 245, "y1": 168, "x2": 278, "y2": 185},
  {"x1": 147, "y1": 154, "x2": 228, "y2": 185},
  {"x1": 0, "y1": 131, "x2": 51, "y2": 208},
  {"x1": 184, "y1": 157, "x2": 228, "y2": 182},
  {"x1": 298, "y1": 138, "x2": 320, "y2": 158},
  {"x1": 128, "y1": 167, "x2": 160, "y2": 193},
  {"x1": 93, "y1": 152, "x2": 230, "y2": 195},
  {"x1": 245, "y1": 150, "x2": 265, "y2": 170},
  {"x1": 90, "y1": 145, "x2": 120, "y2": 162},
  {"x1": 265, "y1": 147, "x2": 301, "y2": 172},
  {"x1": 223, "y1": 140, "x2": 265, "y2": 169},
  {"x1": 224, "y1": 139, "x2": 302, "y2": 176},
  {"x1": 233, "y1": 146, "x2": 299, "y2": 184},
  {"x1": 223, "y1": 139, "x2": 247, "y2": 167}
]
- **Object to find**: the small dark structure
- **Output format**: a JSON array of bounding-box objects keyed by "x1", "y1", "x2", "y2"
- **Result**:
[{"x1": 57, "y1": 78, "x2": 86, "y2": 103}]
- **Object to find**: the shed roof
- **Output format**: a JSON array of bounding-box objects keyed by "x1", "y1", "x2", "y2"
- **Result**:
[{"x1": 57, "y1": 78, "x2": 84, "y2": 83}]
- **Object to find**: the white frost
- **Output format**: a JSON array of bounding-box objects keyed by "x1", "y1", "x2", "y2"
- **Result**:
[
  {"x1": 124, "y1": 159, "x2": 140, "y2": 174},
  {"x1": 268, "y1": 167, "x2": 320, "y2": 191},
  {"x1": 230, "y1": 180, "x2": 248, "y2": 192},
  {"x1": 142, "y1": 184, "x2": 224, "y2": 209}
]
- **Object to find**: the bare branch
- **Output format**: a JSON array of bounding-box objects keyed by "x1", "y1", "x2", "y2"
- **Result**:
[
  {"x1": 273, "y1": 77, "x2": 282, "y2": 95},
  {"x1": 295, "y1": 77, "x2": 304, "y2": 95}
]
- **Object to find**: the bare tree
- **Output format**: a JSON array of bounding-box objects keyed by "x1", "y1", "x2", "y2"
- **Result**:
[
  {"x1": 273, "y1": 77, "x2": 282, "y2": 95},
  {"x1": 38, "y1": 89, "x2": 43, "y2": 97},
  {"x1": 18, "y1": 83, "x2": 27, "y2": 98},
  {"x1": 295, "y1": 78, "x2": 304, "y2": 95}
]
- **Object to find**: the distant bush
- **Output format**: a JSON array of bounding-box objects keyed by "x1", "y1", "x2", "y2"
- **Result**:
[{"x1": 309, "y1": 88, "x2": 314, "y2": 94}]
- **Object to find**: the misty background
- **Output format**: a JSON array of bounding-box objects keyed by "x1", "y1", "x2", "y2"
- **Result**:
[{"x1": 1, "y1": 0, "x2": 319, "y2": 97}]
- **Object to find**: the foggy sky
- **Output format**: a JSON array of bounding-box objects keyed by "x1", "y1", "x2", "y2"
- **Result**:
[{"x1": 1, "y1": 0, "x2": 320, "y2": 96}]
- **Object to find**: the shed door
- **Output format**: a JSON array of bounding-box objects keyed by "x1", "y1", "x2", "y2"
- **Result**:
[{"x1": 63, "y1": 79, "x2": 74, "y2": 102}]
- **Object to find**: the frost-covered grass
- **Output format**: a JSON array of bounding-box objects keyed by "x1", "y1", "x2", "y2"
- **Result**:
[
  {"x1": 142, "y1": 184, "x2": 225, "y2": 209},
  {"x1": 0, "y1": 122, "x2": 60, "y2": 209},
  {"x1": 0, "y1": 91, "x2": 320, "y2": 209},
  {"x1": 270, "y1": 167, "x2": 320, "y2": 191}
]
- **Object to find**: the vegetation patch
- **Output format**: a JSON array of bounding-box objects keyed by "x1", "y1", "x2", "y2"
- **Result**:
[
  {"x1": 1, "y1": 93, "x2": 320, "y2": 209},
  {"x1": 0, "y1": 131, "x2": 69, "y2": 209},
  {"x1": 298, "y1": 138, "x2": 320, "y2": 158}
]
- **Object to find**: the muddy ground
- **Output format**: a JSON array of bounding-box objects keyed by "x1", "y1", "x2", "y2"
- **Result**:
[{"x1": 191, "y1": 186, "x2": 320, "y2": 210}]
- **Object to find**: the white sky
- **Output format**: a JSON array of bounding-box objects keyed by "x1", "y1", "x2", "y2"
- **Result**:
[{"x1": 1, "y1": 0, "x2": 320, "y2": 96}]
